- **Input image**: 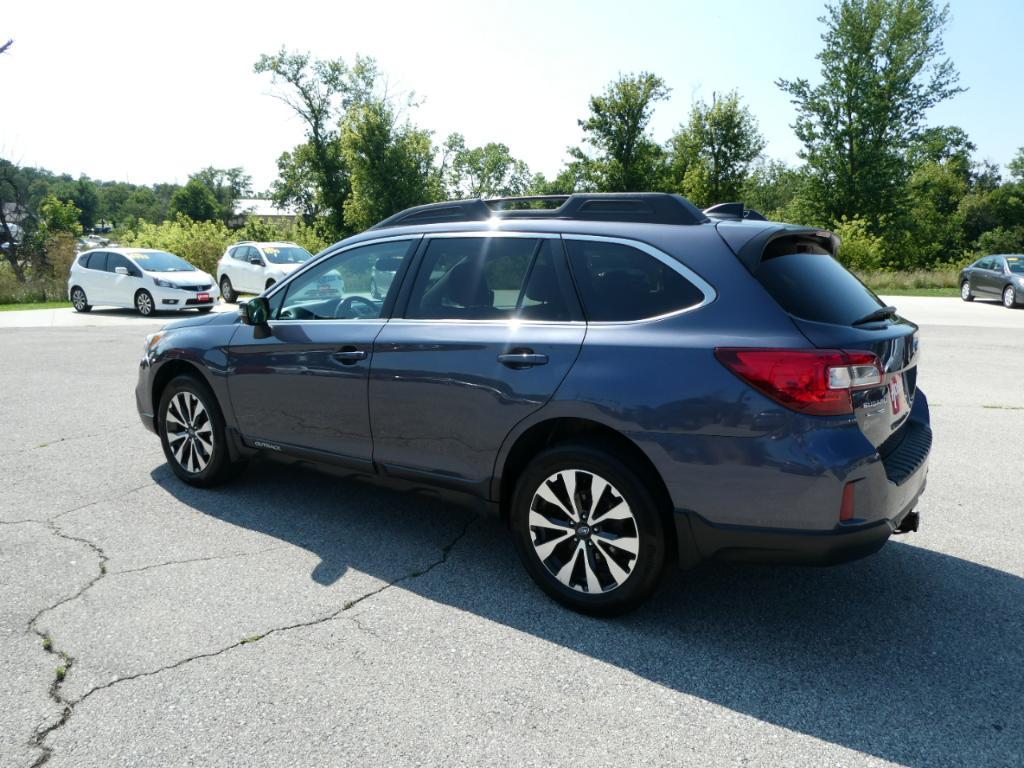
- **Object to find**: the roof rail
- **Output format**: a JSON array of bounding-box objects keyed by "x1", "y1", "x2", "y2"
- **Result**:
[
  {"x1": 369, "y1": 193, "x2": 710, "y2": 230},
  {"x1": 703, "y1": 202, "x2": 768, "y2": 222}
]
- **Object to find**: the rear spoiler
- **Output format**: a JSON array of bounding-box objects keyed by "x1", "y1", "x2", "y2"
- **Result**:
[{"x1": 715, "y1": 222, "x2": 840, "y2": 272}]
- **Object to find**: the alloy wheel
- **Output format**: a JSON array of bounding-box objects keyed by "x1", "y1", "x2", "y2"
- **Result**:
[
  {"x1": 528, "y1": 469, "x2": 640, "y2": 594},
  {"x1": 961, "y1": 282, "x2": 971, "y2": 301},
  {"x1": 136, "y1": 291, "x2": 154, "y2": 316},
  {"x1": 165, "y1": 391, "x2": 214, "y2": 473},
  {"x1": 72, "y1": 288, "x2": 87, "y2": 311},
  {"x1": 1004, "y1": 286, "x2": 1015, "y2": 308}
]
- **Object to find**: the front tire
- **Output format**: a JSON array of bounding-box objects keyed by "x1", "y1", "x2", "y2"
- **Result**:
[
  {"x1": 70, "y1": 286, "x2": 92, "y2": 312},
  {"x1": 1003, "y1": 285, "x2": 1019, "y2": 308},
  {"x1": 510, "y1": 443, "x2": 668, "y2": 616},
  {"x1": 158, "y1": 375, "x2": 232, "y2": 487},
  {"x1": 135, "y1": 289, "x2": 155, "y2": 316},
  {"x1": 220, "y1": 275, "x2": 237, "y2": 303},
  {"x1": 960, "y1": 281, "x2": 974, "y2": 302}
]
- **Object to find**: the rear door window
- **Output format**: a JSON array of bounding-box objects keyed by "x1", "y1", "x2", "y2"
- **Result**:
[
  {"x1": 564, "y1": 239, "x2": 706, "y2": 322},
  {"x1": 755, "y1": 246, "x2": 885, "y2": 326}
]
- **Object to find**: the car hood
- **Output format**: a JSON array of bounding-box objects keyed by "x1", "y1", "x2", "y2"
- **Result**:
[
  {"x1": 145, "y1": 270, "x2": 214, "y2": 285},
  {"x1": 161, "y1": 309, "x2": 240, "y2": 332}
]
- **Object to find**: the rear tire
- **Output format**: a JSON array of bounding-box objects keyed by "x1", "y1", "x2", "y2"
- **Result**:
[
  {"x1": 220, "y1": 275, "x2": 237, "y2": 303},
  {"x1": 158, "y1": 375, "x2": 233, "y2": 487},
  {"x1": 510, "y1": 442, "x2": 667, "y2": 616},
  {"x1": 960, "y1": 281, "x2": 974, "y2": 302},
  {"x1": 135, "y1": 289, "x2": 155, "y2": 316},
  {"x1": 1003, "y1": 285, "x2": 1019, "y2": 308},
  {"x1": 70, "y1": 286, "x2": 91, "y2": 312}
]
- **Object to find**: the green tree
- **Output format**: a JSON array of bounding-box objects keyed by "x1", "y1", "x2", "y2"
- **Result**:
[
  {"x1": 668, "y1": 91, "x2": 765, "y2": 207},
  {"x1": 170, "y1": 178, "x2": 219, "y2": 222},
  {"x1": 271, "y1": 141, "x2": 326, "y2": 222},
  {"x1": 441, "y1": 134, "x2": 533, "y2": 198},
  {"x1": 189, "y1": 167, "x2": 252, "y2": 223},
  {"x1": 255, "y1": 50, "x2": 379, "y2": 236},
  {"x1": 1008, "y1": 147, "x2": 1024, "y2": 183},
  {"x1": 341, "y1": 100, "x2": 439, "y2": 232},
  {"x1": 568, "y1": 72, "x2": 670, "y2": 192},
  {"x1": 741, "y1": 160, "x2": 806, "y2": 218},
  {"x1": 777, "y1": 0, "x2": 963, "y2": 230}
]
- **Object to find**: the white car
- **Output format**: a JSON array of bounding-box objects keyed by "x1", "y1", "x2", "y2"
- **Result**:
[
  {"x1": 68, "y1": 248, "x2": 219, "y2": 316},
  {"x1": 216, "y1": 241, "x2": 315, "y2": 302}
]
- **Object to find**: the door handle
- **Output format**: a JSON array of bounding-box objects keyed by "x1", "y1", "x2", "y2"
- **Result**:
[
  {"x1": 497, "y1": 351, "x2": 549, "y2": 369},
  {"x1": 333, "y1": 347, "x2": 367, "y2": 364}
]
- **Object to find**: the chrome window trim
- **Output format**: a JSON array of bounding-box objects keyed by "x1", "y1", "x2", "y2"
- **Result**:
[{"x1": 561, "y1": 233, "x2": 717, "y2": 325}]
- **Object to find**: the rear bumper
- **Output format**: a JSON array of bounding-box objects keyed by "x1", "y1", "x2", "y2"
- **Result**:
[{"x1": 676, "y1": 417, "x2": 931, "y2": 567}]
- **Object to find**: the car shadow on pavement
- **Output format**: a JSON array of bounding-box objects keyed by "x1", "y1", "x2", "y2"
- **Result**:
[{"x1": 155, "y1": 461, "x2": 1023, "y2": 766}]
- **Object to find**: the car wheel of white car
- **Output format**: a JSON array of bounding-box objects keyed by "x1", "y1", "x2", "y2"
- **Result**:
[
  {"x1": 135, "y1": 290, "x2": 155, "y2": 316},
  {"x1": 220, "y1": 276, "x2": 237, "y2": 303},
  {"x1": 265, "y1": 279, "x2": 276, "y2": 290},
  {"x1": 70, "y1": 286, "x2": 92, "y2": 313}
]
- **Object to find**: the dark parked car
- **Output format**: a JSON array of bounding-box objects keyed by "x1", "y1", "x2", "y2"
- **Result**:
[
  {"x1": 959, "y1": 254, "x2": 1024, "y2": 308},
  {"x1": 136, "y1": 194, "x2": 931, "y2": 614}
]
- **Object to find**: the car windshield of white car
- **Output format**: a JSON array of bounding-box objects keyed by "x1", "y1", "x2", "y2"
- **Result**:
[
  {"x1": 130, "y1": 251, "x2": 196, "y2": 272},
  {"x1": 263, "y1": 246, "x2": 312, "y2": 265}
]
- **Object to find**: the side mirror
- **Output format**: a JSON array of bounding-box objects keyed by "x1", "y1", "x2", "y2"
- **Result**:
[
  {"x1": 240, "y1": 296, "x2": 271, "y2": 326},
  {"x1": 249, "y1": 256, "x2": 264, "y2": 266},
  {"x1": 115, "y1": 266, "x2": 129, "y2": 275}
]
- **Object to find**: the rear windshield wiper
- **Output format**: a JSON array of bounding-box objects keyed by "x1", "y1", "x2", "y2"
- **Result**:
[{"x1": 851, "y1": 305, "x2": 898, "y2": 326}]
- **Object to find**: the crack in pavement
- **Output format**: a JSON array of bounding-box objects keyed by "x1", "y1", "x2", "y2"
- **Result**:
[
  {"x1": 47, "y1": 480, "x2": 164, "y2": 523},
  {"x1": 0, "y1": 424, "x2": 137, "y2": 457},
  {"x1": 107, "y1": 545, "x2": 291, "y2": 577},
  {"x1": 67, "y1": 511, "x2": 478, "y2": 706}
]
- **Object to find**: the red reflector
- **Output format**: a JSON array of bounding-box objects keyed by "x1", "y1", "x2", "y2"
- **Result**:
[
  {"x1": 197, "y1": 293, "x2": 211, "y2": 302},
  {"x1": 840, "y1": 482, "x2": 857, "y2": 522},
  {"x1": 714, "y1": 348, "x2": 882, "y2": 417}
]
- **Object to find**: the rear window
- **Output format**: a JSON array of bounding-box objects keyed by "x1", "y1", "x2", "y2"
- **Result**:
[
  {"x1": 565, "y1": 239, "x2": 705, "y2": 322},
  {"x1": 755, "y1": 241, "x2": 884, "y2": 326}
]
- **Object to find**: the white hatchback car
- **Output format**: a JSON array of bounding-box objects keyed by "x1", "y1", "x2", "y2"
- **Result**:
[
  {"x1": 68, "y1": 248, "x2": 219, "y2": 316},
  {"x1": 216, "y1": 241, "x2": 314, "y2": 302}
]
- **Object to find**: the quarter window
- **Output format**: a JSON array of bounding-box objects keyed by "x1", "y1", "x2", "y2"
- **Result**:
[
  {"x1": 564, "y1": 239, "x2": 705, "y2": 321},
  {"x1": 86, "y1": 252, "x2": 108, "y2": 271},
  {"x1": 405, "y1": 237, "x2": 574, "y2": 321}
]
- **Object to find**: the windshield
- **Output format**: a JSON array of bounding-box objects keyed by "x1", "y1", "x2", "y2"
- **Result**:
[
  {"x1": 1006, "y1": 256, "x2": 1024, "y2": 274},
  {"x1": 129, "y1": 251, "x2": 196, "y2": 272},
  {"x1": 263, "y1": 246, "x2": 312, "y2": 265}
]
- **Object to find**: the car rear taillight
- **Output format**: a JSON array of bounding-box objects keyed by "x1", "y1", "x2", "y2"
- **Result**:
[{"x1": 714, "y1": 348, "x2": 883, "y2": 416}]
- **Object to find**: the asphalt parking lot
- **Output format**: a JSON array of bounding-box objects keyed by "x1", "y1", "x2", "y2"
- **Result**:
[{"x1": 1, "y1": 296, "x2": 1022, "y2": 767}]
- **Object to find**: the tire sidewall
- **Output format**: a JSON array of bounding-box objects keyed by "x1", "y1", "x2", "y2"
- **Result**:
[
  {"x1": 510, "y1": 443, "x2": 667, "y2": 615},
  {"x1": 158, "y1": 375, "x2": 230, "y2": 486},
  {"x1": 136, "y1": 290, "x2": 154, "y2": 316},
  {"x1": 961, "y1": 281, "x2": 972, "y2": 301},
  {"x1": 1004, "y1": 286, "x2": 1016, "y2": 308},
  {"x1": 71, "y1": 287, "x2": 90, "y2": 312},
  {"x1": 220, "y1": 276, "x2": 236, "y2": 303}
]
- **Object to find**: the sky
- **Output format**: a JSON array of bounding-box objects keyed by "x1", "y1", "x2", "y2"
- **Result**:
[{"x1": 3, "y1": 0, "x2": 1022, "y2": 192}]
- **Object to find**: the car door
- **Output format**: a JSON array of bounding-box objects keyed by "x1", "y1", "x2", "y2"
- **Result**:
[
  {"x1": 369, "y1": 233, "x2": 586, "y2": 496},
  {"x1": 106, "y1": 252, "x2": 142, "y2": 307},
  {"x1": 225, "y1": 237, "x2": 419, "y2": 468},
  {"x1": 84, "y1": 251, "x2": 111, "y2": 303},
  {"x1": 977, "y1": 257, "x2": 999, "y2": 294}
]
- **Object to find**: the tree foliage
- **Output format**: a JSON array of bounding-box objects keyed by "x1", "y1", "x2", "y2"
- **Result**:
[
  {"x1": 777, "y1": 0, "x2": 963, "y2": 229},
  {"x1": 440, "y1": 134, "x2": 533, "y2": 198},
  {"x1": 170, "y1": 178, "x2": 220, "y2": 222},
  {"x1": 668, "y1": 91, "x2": 766, "y2": 207},
  {"x1": 568, "y1": 72, "x2": 670, "y2": 192}
]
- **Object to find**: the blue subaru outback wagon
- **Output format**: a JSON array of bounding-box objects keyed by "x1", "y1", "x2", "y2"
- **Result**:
[{"x1": 136, "y1": 194, "x2": 931, "y2": 614}]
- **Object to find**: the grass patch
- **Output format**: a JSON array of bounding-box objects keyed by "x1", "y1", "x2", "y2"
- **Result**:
[
  {"x1": 872, "y1": 287, "x2": 959, "y2": 297},
  {"x1": 42, "y1": 635, "x2": 53, "y2": 652},
  {"x1": 55, "y1": 666, "x2": 66, "y2": 682},
  {"x1": 0, "y1": 301, "x2": 72, "y2": 311},
  {"x1": 856, "y1": 268, "x2": 960, "y2": 293},
  {"x1": 239, "y1": 634, "x2": 263, "y2": 645}
]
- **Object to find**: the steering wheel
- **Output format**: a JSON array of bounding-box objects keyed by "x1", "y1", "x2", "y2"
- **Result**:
[
  {"x1": 279, "y1": 305, "x2": 317, "y2": 320},
  {"x1": 335, "y1": 296, "x2": 378, "y2": 319}
]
